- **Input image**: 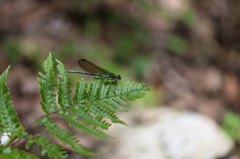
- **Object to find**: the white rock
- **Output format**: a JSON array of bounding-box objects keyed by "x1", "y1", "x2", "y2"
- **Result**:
[
  {"x1": 97, "y1": 108, "x2": 233, "y2": 159},
  {"x1": 159, "y1": 111, "x2": 233, "y2": 159}
]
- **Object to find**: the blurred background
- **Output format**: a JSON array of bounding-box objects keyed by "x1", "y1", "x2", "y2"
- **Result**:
[{"x1": 1, "y1": 0, "x2": 240, "y2": 158}]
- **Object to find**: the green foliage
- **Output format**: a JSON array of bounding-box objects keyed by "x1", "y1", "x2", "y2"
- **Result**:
[
  {"x1": 54, "y1": 41, "x2": 78, "y2": 60},
  {"x1": 40, "y1": 117, "x2": 94, "y2": 156},
  {"x1": 136, "y1": 0, "x2": 159, "y2": 12},
  {"x1": 0, "y1": 53, "x2": 149, "y2": 158},
  {"x1": 0, "y1": 66, "x2": 25, "y2": 140},
  {"x1": 0, "y1": 147, "x2": 38, "y2": 159},
  {"x1": 3, "y1": 39, "x2": 22, "y2": 63},
  {"x1": 166, "y1": 35, "x2": 187, "y2": 55},
  {"x1": 181, "y1": 8, "x2": 197, "y2": 26},
  {"x1": 26, "y1": 135, "x2": 67, "y2": 159},
  {"x1": 222, "y1": 111, "x2": 240, "y2": 142},
  {"x1": 38, "y1": 54, "x2": 58, "y2": 113},
  {"x1": 132, "y1": 55, "x2": 151, "y2": 79}
]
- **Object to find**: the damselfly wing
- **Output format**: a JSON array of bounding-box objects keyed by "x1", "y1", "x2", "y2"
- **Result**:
[{"x1": 68, "y1": 59, "x2": 121, "y2": 80}]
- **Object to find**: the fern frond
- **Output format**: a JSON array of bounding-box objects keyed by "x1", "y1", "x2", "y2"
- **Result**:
[
  {"x1": 89, "y1": 79, "x2": 102, "y2": 100},
  {"x1": 0, "y1": 53, "x2": 149, "y2": 158},
  {"x1": 40, "y1": 117, "x2": 95, "y2": 156},
  {"x1": 56, "y1": 60, "x2": 72, "y2": 108},
  {"x1": 74, "y1": 80, "x2": 112, "y2": 129},
  {"x1": 0, "y1": 147, "x2": 39, "y2": 159},
  {"x1": 74, "y1": 80, "x2": 89, "y2": 104},
  {"x1": 0, "y1": 66, "x2": 25, "y2": 136},
  {"x1": 73, "y1": 79, "x2": 149, "y2": 125},
  {"x1": 26, "y1": 135, "x2": 67, "y2": 159},
  {"x1": 54, "y1": 63, "x2": 111, "y2": 138},
  {"x1": 83, "y1": 80, "x2": 126, "y2": 124},
  {"x1": 104, "y1": 98, "x2": 129, "y2": 112},
  {"x1": 38, "y1": 53, "x2": 57, "y2": 113},
  {"x1": 71, "y1": 106, "x2": 111, "y2": 130},
  {"x1": 88, "y1": 103, "x2": 126, "y2": 124},
  {"x1": 120, "y1": 81, "x2": 150, "y2": 100},
  {"x1": 59, "y1": 110, "x2": 111, "y2": 138},
  {"x1": 99, "y1": 83, "x2": 129, "y2": 112}
]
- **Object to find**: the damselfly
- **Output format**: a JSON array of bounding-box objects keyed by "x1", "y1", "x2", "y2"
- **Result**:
[{"x1": 68, "y1": 59, "x2": 121, "y2": 80}]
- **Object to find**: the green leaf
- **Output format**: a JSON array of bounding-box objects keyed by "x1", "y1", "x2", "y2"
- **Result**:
[
  {"x1": 0, "y1": 66, "x2": 25, "y2": 136},
  {"x1": 89, "y1": 79, "x2": 102, "y2": 100},
  {"x1": 166, "y1": 35, "x2": 187, "y2": 55},
  {"x1": 0, "y1": 147, "x2": 39, "y2": 159},
  {"x1": 56, "y1": 59, "x2": 72, "y2": 108},
  {"x1": 40, "y1": 117, "x2": 95, "y2": 156},
  {"x1": 26, "y1": 135, "x2": 67, "y2": 159},
  {"x1": 74, "y1": 80, "x2": 89, "y2": 105},
  {"x1": 59, "y1": 110, "x2": 112, "y2": 138},
  {"x1": 120, "y1": 82, "x2": 150, "y2": 99},
  {"x1": 73, "y1": 79, "x2": 149, "y2": 125},
  {"x1": 38, "y1": 53, "x2": 57, "y2": 113},
  {"x1": 222, "y1": 111, "x2": 240, "y2": 142},
  {"x1": 71, "y1": 106, "x2": 111, "y2": 130}
]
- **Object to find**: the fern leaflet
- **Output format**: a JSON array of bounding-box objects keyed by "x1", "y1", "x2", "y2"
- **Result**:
[
  {"x1": 26, "y1": 135, "x2": 67, "y2": 159},
  {"x1": 0, "y1": 66, "x2": 25, "y2": 138},
  {"x1": 40, "y1": 117, "x2": 94, "y2": 156},
  {"x1": 38, "y1": 54, "x2": 57, "y2": 113},
  {"x1": 0, "y1": 147, "x2": 38, "y2": 159}
]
